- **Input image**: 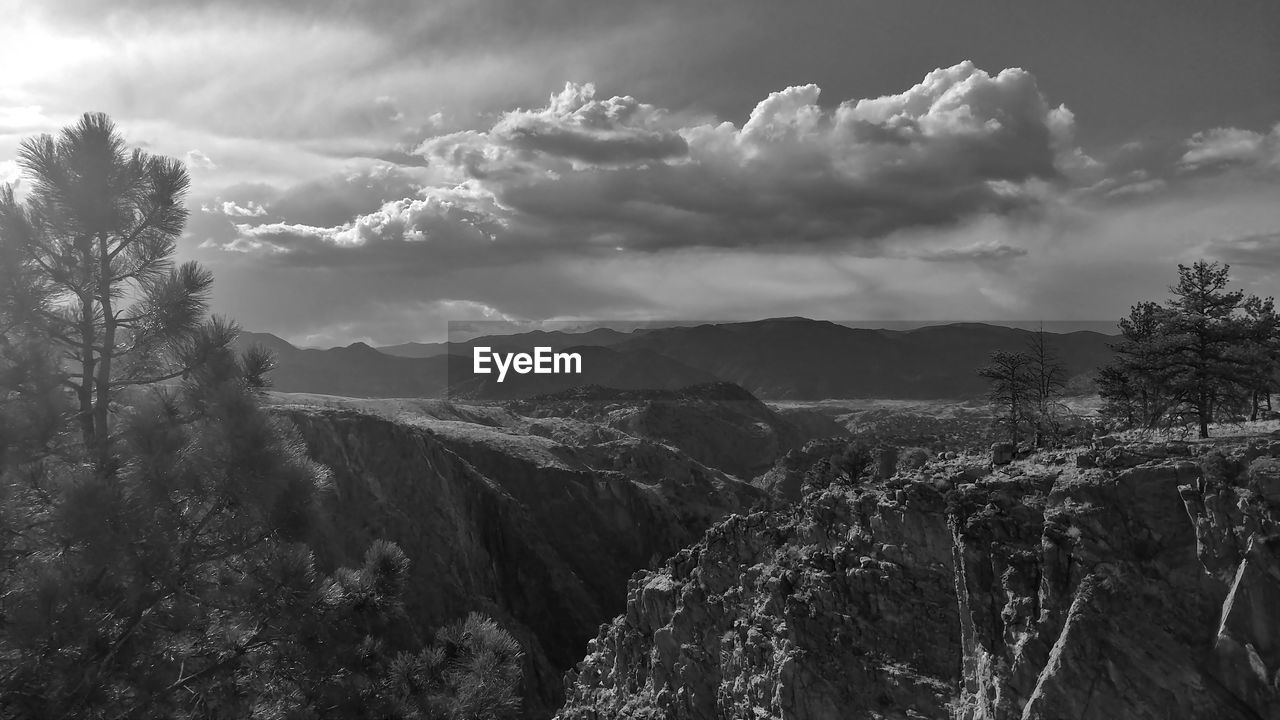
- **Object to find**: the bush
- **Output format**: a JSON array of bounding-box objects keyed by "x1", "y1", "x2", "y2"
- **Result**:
[{"x1": 899, "y1": 447, "x2": 931, "y2": 471}]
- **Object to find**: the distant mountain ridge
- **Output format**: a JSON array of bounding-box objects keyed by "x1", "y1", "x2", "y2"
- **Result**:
[
  {"x1": 238, "y1": 319, "x2": 1118, "y2": 401},
  {"x1": 376, "y1": 328, "x2": 637, "y2": 358}
]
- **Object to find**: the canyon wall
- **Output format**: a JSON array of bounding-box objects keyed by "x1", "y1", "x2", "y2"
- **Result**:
[
  {"x1": 558, "y1": 438, "x2": 1280, "y2": 719},
  {"x1": 277, "y1": 406, "x2": 765, "y2": 717}
]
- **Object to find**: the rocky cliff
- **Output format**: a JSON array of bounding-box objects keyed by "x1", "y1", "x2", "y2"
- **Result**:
[
  {"x1": 272, "y1": 402, "x2": 766, "y2": 717},
  {"x1": 557, "y1": 434, "x2": 1280, "y2": 719}
]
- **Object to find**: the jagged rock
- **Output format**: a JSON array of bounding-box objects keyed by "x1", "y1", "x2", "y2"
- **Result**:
[
  {"x1": 1210, "y1": 534, "x2": 1280, "y2": 719},
  {"x1": 560, "y1": 437, "x2": 1280, "y2": 720},
  {"x1": 755, "y1": 439, "x2": 867, "y2": 501},
  {"x1": 558, "y1": 482, "x2": 958, "y2": 720}
]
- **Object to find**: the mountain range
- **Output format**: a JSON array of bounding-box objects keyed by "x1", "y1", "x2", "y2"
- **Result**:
[{"x1": 237, "y1": 318, "x2": 1118, "y2": 401}]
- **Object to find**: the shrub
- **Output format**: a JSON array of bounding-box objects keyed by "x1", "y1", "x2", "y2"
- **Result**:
[{"x1": 900, "y1": 447, "x2": 931, "y2": 471}]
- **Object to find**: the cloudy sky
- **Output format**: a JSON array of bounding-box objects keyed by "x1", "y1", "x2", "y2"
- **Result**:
[{"x1": 2, "y1": 0, "x2": 1279, "y2": 345}]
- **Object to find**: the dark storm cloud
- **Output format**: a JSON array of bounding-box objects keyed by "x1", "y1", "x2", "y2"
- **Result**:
[
  {"x1": 1076, "y1": 121, "x2": 1280, "y2": 204},
  {"x1": 1204, "y1": 231, "x2": 1280, "y2": 269},
  {"x1": 267, "y1": 166, "x2": 426, "y2": 227},
  {"x1": 914, "y1": 243, "x2": 1029, "y2": 263}
]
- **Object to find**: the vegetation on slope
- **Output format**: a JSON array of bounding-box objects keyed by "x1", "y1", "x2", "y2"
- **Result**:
[{"x1": 0, "y1": 114, "x2": 525, "y2": 719}]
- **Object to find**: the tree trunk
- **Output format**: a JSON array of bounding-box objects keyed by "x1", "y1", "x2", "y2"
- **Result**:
[
  {"x1": 93, "y1": 233, "x2": 115, "y2": 469},
  {"x1": 76, "y1": 237, "x2": 97, "y2": 450}
]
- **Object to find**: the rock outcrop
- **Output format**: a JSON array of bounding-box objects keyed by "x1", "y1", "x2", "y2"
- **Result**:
[{"x1": 557, "y1": 434, "x2": 1280, "y2": 719}]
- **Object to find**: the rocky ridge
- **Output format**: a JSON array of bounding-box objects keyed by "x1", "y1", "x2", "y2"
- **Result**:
[{"x1": 556, "y1": 433, "x2": 1280, "y2": 719}]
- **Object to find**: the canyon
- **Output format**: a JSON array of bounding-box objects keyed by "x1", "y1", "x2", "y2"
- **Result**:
[{"x1": 268, "y1": 385, "x2": 1278, "y2": 718}]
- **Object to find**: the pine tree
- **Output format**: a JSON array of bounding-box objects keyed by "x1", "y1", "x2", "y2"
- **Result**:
[
  {"x1": 1162, "y1": 261, "x2": 1254, "y2": 438},
  {"x1": 0, "y1": 113, "x2": 210, "y2": 470},
  {"x1": 0, "y1": 113, "x2": 527, "y2": 719},
  {"x1": 1241, "y1": 295, "x2": 1280, "y2": 421},
  {"x1": 1096, "y1": 261, "x2": 1276, "y2": 438},
  {"x1": 1098, "y1": 301, "x2": 1177, "y2": 430}
]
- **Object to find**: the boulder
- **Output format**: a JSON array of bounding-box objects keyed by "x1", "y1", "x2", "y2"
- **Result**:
[
  {"x1": 1248, "y1": 457, "x2": 1280, "y2": 506},
  {"x1": 990, "y1": 442, "x2": 1015, "y2": 466}
]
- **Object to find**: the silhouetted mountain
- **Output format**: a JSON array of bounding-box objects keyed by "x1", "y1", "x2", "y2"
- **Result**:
[
  {"x1": 237, "y1": 331, "x2": 301, "y2": 357},
  {"x1": 447, "y1": 345, "x2": 719, "y2": 401},
  {"x1": 613, "y1": 318, "x2": 1116, "y2": 399},
  {"x1": 234, "y1": 334, "x2": 715, "y2": 401},
  {"x1": 235, "y1": 332, "x2": 451, "y2": 397},
  {"x1": 239, "y1": 320, "x2": 1117, "y2": 401},
  {"x1": 377, "y1": 328, "x2": 635, "y2": 358}
]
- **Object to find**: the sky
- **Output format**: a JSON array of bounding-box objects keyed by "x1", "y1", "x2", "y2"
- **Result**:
[{"x1": 2, "y1": 0, "x2": 1279, "y2": 346}]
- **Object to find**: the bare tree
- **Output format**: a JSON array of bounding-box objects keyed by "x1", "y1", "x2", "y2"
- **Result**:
[
  {"x1": 979, "y1": 350, "x2": 1033, "y2": 446},
  {"x1": 1025, "y1": 324, "x2": 1068, "y2": 447}
]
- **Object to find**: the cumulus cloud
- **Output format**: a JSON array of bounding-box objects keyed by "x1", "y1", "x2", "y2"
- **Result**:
[
  {"x1": 179, "y1": 62, "x2": 1280, "y2": 342},
  {"x1": 1180, "y1": 124, "x2": 1280, "y2": 171},
  {"x1": 488, "y1": 82, "x2": 688, "y2": 166},
  {"x1": 195, "y1": 164, "x2": 443, "y2": 252},
  {"x1": 213, "y1": 200, "x2": 266, "y2": 217},
  {"x1": 210, "y1": 62, "x2": 1084, "y2": 271},
  {"x1": 220, "y1": 183, "x2": 510, "y2": 267}
]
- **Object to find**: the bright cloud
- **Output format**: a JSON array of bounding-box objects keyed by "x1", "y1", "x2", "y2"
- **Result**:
[
  {"x1": 206, "y1": 63, "x2": 1088, "y2": 271},
  {"x1": 1181, "y1": 124, "x2": 1280, "y2": 172}
]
